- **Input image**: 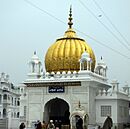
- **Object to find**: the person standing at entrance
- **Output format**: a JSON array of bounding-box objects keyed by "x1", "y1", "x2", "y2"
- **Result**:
[
  {"x1": 102, "y1": 114, "x2": 113, "y2": 129},
  {"x1": 76, "y1": 116, "x2": 83, "y2": 129},
  {"x1": 36, "y1": 121, "x2": 42, "y2": 129},
  {"x1": 42, "y1": 121, "x2": 47, "y2": 129},
  {"x1": 19, "y1": 122, "x2": 26, "y2": 129},
  {"x1": 55, "y1": 120, "x2": 59, "y2": 129},
  {"x1": 47, "y1": 120, "x2": 55, "y2": 129}
]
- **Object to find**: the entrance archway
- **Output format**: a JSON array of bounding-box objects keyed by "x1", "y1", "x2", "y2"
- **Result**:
[
  {"x1": 70, "y1": 111, "x2": 88, "y2": 129},
  {"x1": 44, "y1": 98, "x2": 70, "y2": 125}
]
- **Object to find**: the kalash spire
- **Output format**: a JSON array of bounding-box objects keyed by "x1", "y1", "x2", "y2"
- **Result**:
[
  {"x1": 45, "y1": 7, "x2": 96, "y2": 73},
  {"x1": 68, "y1": 6, "x2": 73, "y2": 29},
  {"x1": 64, "y1": 6, "x2": 77, "y2": 38}
]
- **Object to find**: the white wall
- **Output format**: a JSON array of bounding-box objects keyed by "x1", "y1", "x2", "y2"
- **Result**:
[
  {"x1": 96, "y1": 98, "x2": 129, "y2": 129},
  {"x1": 88, "y1": 86, "x2": 97, "y2": 125},
  {"x1": 27, "y1": 87, "x2": 43, "y2": 125},
  {"x1": 117, "y1": 99, "x2": 129, "y2": 123},
  {"x1": 96, "y1": 99, "x2": 117, "y2": 126},
  {"x1": 9, "y1": 118, "x2": 20, "y2": 129},
  {"x1": 26, "y1": 81, "x2": 90, "y2": 127}
]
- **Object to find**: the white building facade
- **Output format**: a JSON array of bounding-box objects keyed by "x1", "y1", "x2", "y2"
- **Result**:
[
  {"x1": 20, "y1": 8, "x2": 130, "y2": 129},
  {"x1": 0, "y1": 72, "x2": 20, "y2": 129}
]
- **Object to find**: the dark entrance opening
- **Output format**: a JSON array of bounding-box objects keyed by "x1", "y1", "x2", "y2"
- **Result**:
[{"x1": 44, "y1": 98, "x2": 70, "y2": 126}]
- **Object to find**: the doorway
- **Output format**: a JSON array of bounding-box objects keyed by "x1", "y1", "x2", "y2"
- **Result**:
[{"x1": 44, "y1": 98, "x2": 70, "y2": 125}]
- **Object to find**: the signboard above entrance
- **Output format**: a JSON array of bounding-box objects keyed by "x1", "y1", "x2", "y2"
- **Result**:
[{"x1": 49, "y1": 86, "x2": 64, "y2": 93}]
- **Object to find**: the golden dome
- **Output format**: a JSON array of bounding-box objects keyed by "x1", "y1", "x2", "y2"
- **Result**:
[{"x1": 45, "y1": 7, "x2": 96, "y2": 73}]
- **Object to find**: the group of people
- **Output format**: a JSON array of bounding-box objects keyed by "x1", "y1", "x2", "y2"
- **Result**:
[
  {"x1": 75, "y1": 114, "x2": 113, "y2": 129},
  {"x1": 19, "y1": 120, "x2": 54, "y2": 129},
  {"x1": 19, "y1": 119, "x2": 61, "y2": 129},
  {"x1": 19, "y1": 115, "x2": 113, "y2": 129},
  {"x1": 34, "y1": 120, "x2": 55, "y2": 129}
]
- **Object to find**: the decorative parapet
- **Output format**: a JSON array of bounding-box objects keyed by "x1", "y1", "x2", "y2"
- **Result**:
[
  {"x1": 96, "y1": 89, "x2": 112, "y2": 97},
  {"x1": 96, "y1": 88, "x2": 129, "y2": 100},
  {"x1": 46, "y1": 70, "x2": 107, "y2": 82},
  {"x1": 25, "y1": 70, "x2": 108, "y2": 85}
]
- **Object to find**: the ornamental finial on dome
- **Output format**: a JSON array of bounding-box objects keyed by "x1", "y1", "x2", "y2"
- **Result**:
[
  {"x1": 101, "y1": 56, "x2": 103, "y2": 60},
  {"x1": 78, "y1": 100, "x2": 81, "y2": 108},
  {"x1": 34, "y1": 51, "x2": 36, "y2": 55},
  {"x1": 68, "y1": 5, "x2": 73, "y2": 29}
]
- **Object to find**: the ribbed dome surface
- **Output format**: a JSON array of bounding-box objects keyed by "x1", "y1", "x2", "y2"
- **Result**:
[{"x1": 45, "y1": 28, "x2": 96, "y2": 73}]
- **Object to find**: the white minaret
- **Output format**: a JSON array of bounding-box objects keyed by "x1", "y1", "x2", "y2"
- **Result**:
[
  {"x1": 111, "y1": 79, "x2": 119, "y2": 92},
  {"x1": 95, "y1": 56, "x2": 107, "y2": 77},
  {"x1": 27, "y1": 51, "x2": 42, "y2": 79},
  {"x1": 123, "y1": 82, "x2": 130, "y2": 96},
  {"x1": 79, "y1": 51, "x2": 92, "y2": 71}
]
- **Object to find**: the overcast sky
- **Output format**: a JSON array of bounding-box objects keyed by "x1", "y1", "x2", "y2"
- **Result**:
[{"x1": 0, "y1": 0, "x2": 130, "y2": 87}]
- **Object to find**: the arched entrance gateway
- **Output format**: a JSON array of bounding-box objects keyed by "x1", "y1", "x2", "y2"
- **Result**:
[
  {"x1": 70, "y1": 102, "x2": 88, "y2": 129},
  {"x1": 44, "y1": 98, "x2": 70, "y2": 127}
]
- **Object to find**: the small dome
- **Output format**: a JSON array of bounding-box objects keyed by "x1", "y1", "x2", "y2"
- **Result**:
[
  {"x1": 81, "y1": 51, "x2": 89, "y2": 58},
  {"x1": 73, "y1": 71, "x2": 77, "y2": 74},
  {"x1": 57, "y1": 71, "x2": 60, "y2": 74},
  {"x1": 46, "y1": 72, "x2": 49, "y2": 75},
  {"x1": 67, "y1": 71, "x2": 71, "y2": 74},
  {"x1": 30, "y1": 51, "x2": 41, "y2": 64},
  {"x1": 51, "y1": 72, "x2": 55, "y2": 75},
  {"x1": 80, "y1": 51, "x2": 92, "y2": 62},
  {"x1": 62, "y1": 71, "x2": 66, "y2": 74},
  {"x1": 97, "y1": 56, "x2": 107, "y2": 69}
]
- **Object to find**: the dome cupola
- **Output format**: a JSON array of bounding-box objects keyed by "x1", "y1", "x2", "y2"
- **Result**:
[
  {"x1": 45, "y1": 7, "x2": 96, "y2": 73},
  {"x1": 28, "y1": 51, "x2": 42, "y2": 78}
]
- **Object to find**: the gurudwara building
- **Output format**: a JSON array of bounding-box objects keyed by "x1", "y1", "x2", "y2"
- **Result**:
[{"x1": 20, "y1": 8, "x2": 130, "y2": 129}]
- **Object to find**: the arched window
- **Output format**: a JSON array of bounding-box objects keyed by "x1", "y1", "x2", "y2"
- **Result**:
[
  {"x1": 14, "y1": 112, "x2": 16, "y2": 118},
  {"x1": 21, "y1": 88, "x2": 23, "y2": 93},
  {"x1": 3, "y1": 108, "x2": 6, "y2": 118},
  {"x1": 17, "y1": 112, "x2": 19, "y2": 118},
  {"x1": 8, "y1": 95, "x2": 10, "y2": 100},
  {"x1": 0, "y1": 95, "x2": 2, "y2": 104},
  {"x1": 11, "y1": 112, "x2": 13, "y2": 118},
  {"x1": 3, "y1": 94, "x2": 7, "y2": 100},
  {"x1": 12, "y1": 97, "x2": 13, "y2": 105},
  {"x1": 17, "y1": 100, "x2": 20, "y2": 106},
  {"x1": 32, "y1": 62, "x2": 35, "y2": 73},
  {"x1": 15, "y1": 98, "x2": 16, "y2": 106}
]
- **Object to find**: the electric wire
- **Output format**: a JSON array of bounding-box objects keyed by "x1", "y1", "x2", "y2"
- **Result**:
[
  {"x1": 75, "y1": 29, "x2": 130, "y2": 60},
  {"x1": 78, "y1": 0, "x2": 130, "y2": 51},
  {"x1": 23, "y1": 0, "x2": 130, "y2": 60},
  {"x1": 24, "y1": 0, "x2": 66, "y2": 25},
  {"x1": 93, "y1": 0, "x2": 130, "y2": 47}
]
